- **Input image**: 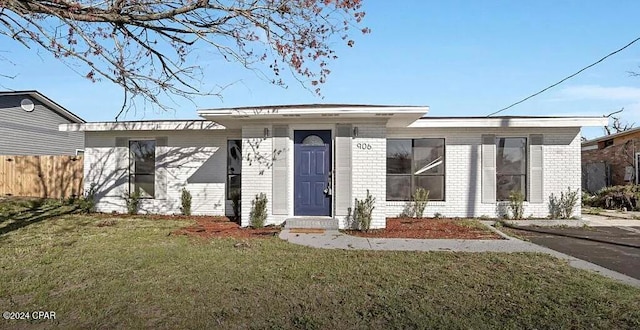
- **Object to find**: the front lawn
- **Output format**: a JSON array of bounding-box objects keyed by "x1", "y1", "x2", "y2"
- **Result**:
[{"x1": 1, "y1": 214, "x2": 639, "y2": 329}]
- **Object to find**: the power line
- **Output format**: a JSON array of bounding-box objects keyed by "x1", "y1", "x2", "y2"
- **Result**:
[{"x1": 488, "y1": 35, "x2": 640, "y2": 117}]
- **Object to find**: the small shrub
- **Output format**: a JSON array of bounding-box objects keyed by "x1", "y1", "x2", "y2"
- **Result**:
[
  {"x1": 508, "y1": 190, "x2": 525, "y2": 220},
  {"x1": 549, "y1": 187, "x2": 579, "y2": 219},
  {"x1": 355, "y1": 190, "x2": 375, "y2": 232},
  {"x1": 433, "y1": 212, "x2": 443, "y2": 219},
  {"x1": 76, "y1": 183, "x2": 97, "y2": 213},
  {"x1": 398, "y1": 202, "x2": 415, "y2": 218},
  {"x1": 250, "y1": 193, "x2": 267, "y2": 228},
  {"x1": 412, "y1": 188, "x2": 430, "y2": 218},
  {"x1": 230, "y1": 191, "x2": 241, "y2": 221},
  {"x1": 179, "y1": 188, "x2": 192, "y2": 216},
  {"x1": 124, "y1": 188, "x2": 142, "y2": 215}
]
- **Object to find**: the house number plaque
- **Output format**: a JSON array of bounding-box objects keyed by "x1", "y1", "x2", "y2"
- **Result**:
[{"x1": 356, "y1": 142, "x2": 372, "y2": 150}]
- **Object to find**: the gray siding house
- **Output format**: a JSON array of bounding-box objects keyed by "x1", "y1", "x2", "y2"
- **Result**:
[{"x1": 0, "y1": 91, "x2": 85, "y2": 155}]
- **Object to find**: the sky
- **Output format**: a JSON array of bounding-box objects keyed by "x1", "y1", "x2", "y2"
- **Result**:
[{"x1": 2, "y1": 1, "x2": 640, "y2": 139}]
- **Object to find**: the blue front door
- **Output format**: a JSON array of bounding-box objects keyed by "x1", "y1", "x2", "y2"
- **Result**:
[{"x1": 294, "y1": 130, "x2": 332, "y2": 216}]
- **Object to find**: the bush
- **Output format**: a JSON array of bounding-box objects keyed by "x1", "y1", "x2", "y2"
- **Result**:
[
  {"x1": 508, "y1": 190, "x2": 525, "y2": 220},
  {"x1": 549, "y1": 187, "x2": 580, "y2": 219},
  {"x1": 250, "y1": 193, "x2": 267, "y2": 228},
  {"x1": 355, "y1": 190, "x2": 375, "y2": 232},
  {"x1": 180, "y1": 188, "x2": 192, "y2": 216},
  {"x1": 124, "y1": 188, "x2": 142, "y2": 215},
  {"x1": 76, "y1": 183, "x2": 97, "y2": 213},
  {"x1": 587, "y1": 185, "x2": 640, "y2": 210},
  {"x1": 398, "y1": 202, "x2": 415, "y2": 218},
  {"x1": 412, "y1": 188, "x2": 429, "y2": 218}
]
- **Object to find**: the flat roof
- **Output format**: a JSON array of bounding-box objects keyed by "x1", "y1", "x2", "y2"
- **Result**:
[
  {"x1": 60, "y1": 120, "x2": 223, "y2": 132},
  {"x1": 409, "y1": 116, "x2": 609, "y2": 128},
  {"x1": 197, "y1": 104, "x2": 430, "y2": 128}
]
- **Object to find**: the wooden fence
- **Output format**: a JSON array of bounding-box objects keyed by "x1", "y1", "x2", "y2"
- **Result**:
[{"x1": 0, "y1": 155, "x2": 83, "y2": 199}]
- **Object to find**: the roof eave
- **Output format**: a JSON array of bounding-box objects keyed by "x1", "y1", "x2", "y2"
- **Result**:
[{"x1": 408, "y1": 117, "x2": 609, "y2": 128}]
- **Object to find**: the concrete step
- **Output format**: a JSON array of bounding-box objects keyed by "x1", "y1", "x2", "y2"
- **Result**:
[{"x1": 285, "y1": 217, "x2": 339, "y2": 230}]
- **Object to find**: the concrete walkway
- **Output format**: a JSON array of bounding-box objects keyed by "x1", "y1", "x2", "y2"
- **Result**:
[
  {"x1": 581, "y1": 214, "x2": 640, "y2": 227},
  {"x1": 279, "y1": 225, "x2": 640, "y2": 288}
]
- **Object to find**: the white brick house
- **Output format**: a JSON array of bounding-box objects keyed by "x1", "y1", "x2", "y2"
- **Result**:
[{"x1": 60, "y1": 105, "x2": 607, "y2": 228}]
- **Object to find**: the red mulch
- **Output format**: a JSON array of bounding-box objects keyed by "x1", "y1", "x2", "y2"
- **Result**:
[
  {"x1": 345, "y1": 218, "x2": 503, "y2": 240},
  {"x1": 171, "y1": 217, "x2": 280, "y2": 239}
]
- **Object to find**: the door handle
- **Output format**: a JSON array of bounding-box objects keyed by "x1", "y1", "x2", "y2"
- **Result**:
[{"x1": 323, "y1": 183, "x2": 332, "y2": 196}]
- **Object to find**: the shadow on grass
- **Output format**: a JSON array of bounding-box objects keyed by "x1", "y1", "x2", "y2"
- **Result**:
[{"x1": 0, "y1": 200, "x2": 78, "y2": 236}]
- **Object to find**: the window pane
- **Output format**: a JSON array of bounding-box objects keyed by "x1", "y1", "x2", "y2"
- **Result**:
[
  {"x1": 413, "y1": 138, "x2": 445, "y2": 175},
  {"x1": 130, "y1": 140, "x2": 156, "y2": 175},
  {"x1": 129, "y1": 140, "x2": 156, "y2": 198},
  {"x1": 130, "y1": 174, "x2": 155, "y2": 198},
  {"x1": 301, "y1": 135, "x2": 325, "y2": 146},
  {"x1": 496, "y1": 137, "x2": 526, "y2": 175},
  {"x1": 387, "y1": 140, "x2": 412, "y2": 174},
  {"x1": 386, "y1": 175, "x2": 411, "y2": 201},
  {"x1": 496, "y1": 175, "x2": 526, "y2": 201},
  {"x1": 414, "y1": 175, "x2": 445, "y2": 201},
  {"x1": 227, "y1": 174, "x2": 241, "y2": 200},
  {"x1": 228, "y1": 140, "x2": 242, "y2": 174}
]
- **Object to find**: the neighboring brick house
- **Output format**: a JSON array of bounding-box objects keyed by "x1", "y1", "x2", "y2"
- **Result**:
[
  {"x1": 581, "y1": 128, "x2": 640, "y2": 192},
  {"x1": 60, "y1": 106, "x2": 606, "y2": 228}
]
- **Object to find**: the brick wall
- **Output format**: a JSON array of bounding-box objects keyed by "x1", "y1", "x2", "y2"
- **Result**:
[
  {"x1": 582, "y1": 137, "x2": 640, "y2": 187},
  {"x1": 84, "y1": 129, "x2": 235, "y2": 215},
  {"x1": 386, "y1": 127, "x2": 582, "y2": 219},
  {"x1": 240, "y1": 125, "x2": 274, "y2": 226},
  {"x1": 351, "y1": 124, "x2": 387, "y2": 228}
]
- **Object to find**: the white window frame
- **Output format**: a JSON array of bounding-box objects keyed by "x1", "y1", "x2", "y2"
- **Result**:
[
  {"x1": 128, "y1": 138, "x2": 156, "y2": 199},
  {"x1": 495, "y1": 136, "x2": 529, "y2": 201},
  {"x1": 386, "y1": 138, "x2": 446, "y2": 202}
]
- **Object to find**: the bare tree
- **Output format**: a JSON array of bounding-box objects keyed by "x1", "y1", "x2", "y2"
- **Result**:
[
  {"x1": 0, "y1": 0, "x2": 369, "y2": 118},
  {"x1": 603, "y1": 108, "x2": 634, "y2": 135}
]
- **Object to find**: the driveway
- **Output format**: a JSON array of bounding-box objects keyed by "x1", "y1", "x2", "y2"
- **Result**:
[{"x1": 507, "y1": 226, "x2": 640, "y2": 280}]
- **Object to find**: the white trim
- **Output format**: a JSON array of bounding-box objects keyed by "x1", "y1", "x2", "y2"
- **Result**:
[
  {"x1": 198, "y1": 105, "x2": 429, "y2": 117},
  {"x1": 581, "y1": 145, "x2": 598, "y2": 151},
  {"x1": 199, "y1": 105, "x2": 428, "y2": 129},
  {"x1": 59, "y1": 120, "x2": 223, "y2": 132},
  {"x1": 409, "y1": 117, "x2": 608, "y2": 128}
]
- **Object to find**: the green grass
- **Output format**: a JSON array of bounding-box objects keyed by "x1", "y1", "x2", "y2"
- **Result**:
[{"x1": 1, "y1": 213, "x2": 639, "y2": 329}]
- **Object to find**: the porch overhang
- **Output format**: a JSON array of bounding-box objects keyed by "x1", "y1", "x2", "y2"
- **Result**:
[{"x1": 197, "y1": 104, "x2": 429, "y2": 128}]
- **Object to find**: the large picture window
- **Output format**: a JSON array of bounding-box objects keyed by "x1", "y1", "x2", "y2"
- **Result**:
[
  {"x1": 227, "y1": 140, "x2": 242, "y2": 200},
  {"x1": 496, "y1": 137, "x2": 527, "y2": 201},
  {"x1": 386, "y1": 138, "x2": 445, "y2": 201},
  {"x1": 129, "y1": 140, "x2": 156, "y2": 198}
]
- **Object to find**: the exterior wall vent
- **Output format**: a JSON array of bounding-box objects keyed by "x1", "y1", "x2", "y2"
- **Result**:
[{"x1": 20, "y1": 98, "x2": 35, "y2": 112}]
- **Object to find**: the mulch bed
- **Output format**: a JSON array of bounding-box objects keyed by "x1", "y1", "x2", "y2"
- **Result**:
[
  {"x1": 171, "y1": 216, "x2": 280, "y2": 239},
  {"x1": 344, "y1": 218, "x2": 503, "y2": 240}
]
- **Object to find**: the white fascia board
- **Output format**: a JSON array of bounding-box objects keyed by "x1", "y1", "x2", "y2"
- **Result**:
[
  {"x1": 59, "y1": 120, "x2": 224, "y2": 132},
  {"x1": 197, "y1": 106, "x2": 429, "y2": 118},
  {"x1": 408, "y1": 117, "x2": 609, "y2": 128}
]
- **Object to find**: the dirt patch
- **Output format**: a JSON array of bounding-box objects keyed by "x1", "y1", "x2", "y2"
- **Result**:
[
  {"x1": 344, "y1": 218, "x2": 503, "y2": 239},
  {"x1": 172, "y1": 217, "x2": 280, "y2": 239}
]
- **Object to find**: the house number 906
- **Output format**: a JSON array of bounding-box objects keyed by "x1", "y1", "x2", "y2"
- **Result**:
[{"x1": 357, "y1": 142, "x2": 372, "y2": 150}]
